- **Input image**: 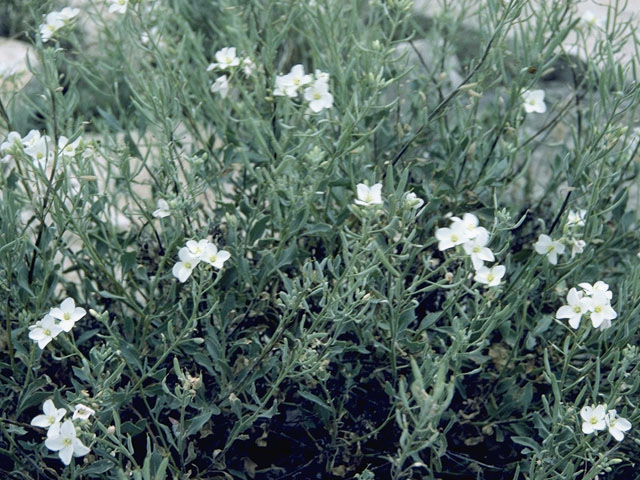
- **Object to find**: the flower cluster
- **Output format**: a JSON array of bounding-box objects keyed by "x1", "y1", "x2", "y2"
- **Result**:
[
  {"x1": 556, "y1": 281, "x2": 616, "y2": 330},
  {"x1": 274, "y1": 65, "x2": 333, "y2": 112},
  {"x1": 28, "y1": 298, "x2": 86, "y2": 349},
  {"x1": 31, "y1": 399, "x2": 93, "y2": 465},
  {"x1": 172, "y1": 239, "x2": 231, "y2": 283},
  {"x1": 435, "y1": 213, "x2": 505, "y2": 287},
  {"x1": 353, "y1": 183, "x2": 424, "y2": 212},
  {"x1": 207, "y1": 47, "x2": 256, "y2": 98},
  {"x1": 39, "y1": 7, "x2": 80, "y2": 43},
  {"x1": 580, "y1": 404, "x2": 631, "y2": 441},
  {"x1": 1, "y1": 130, "x2": 84, "y2": 169},
  {"x1": 534, "y1": 209, "x2": 588, "y2": 265}
]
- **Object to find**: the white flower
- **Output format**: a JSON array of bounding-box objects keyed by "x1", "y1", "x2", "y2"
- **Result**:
[
  {"x1": 242, "y1": 57, "x2": 256, "y2": 76},
  {"x1": 186, "y1": 239, "x2": 209, "y2": 259},
  {"x1": 522, "y1": 89, "x2": 547, "y2": 114},
  {"x1": 207, "y1": 47, "x2": 240, "y2": 71},
  {"x1": 210, "y1": 75, "x2": 230, "y2": 98},
  {"x1": 172, "y1": 247, "x2": 200, "y2": 283},
  {"x1": 49, "y1": 298, "x2": 86, "y2": 332},
  {"x1": 578, "y1": 281, "x2": 612, "y2": 300},
  {"x1": 24, "y1": 135, "x2": 52, "y2": 170},
  {"x1": 44, "y1": 419, "x2": 91, "y2": 465},
  {"x1": 303, "y1": 79, "x2": 334, "y2": 112},
  {"x1": 40, "y1": 13, "x2": 65, "y2": 43},
  {"x1": 534, "y1": 234, "x2": 565, "y2": 265},
  {"x1": 605, "y1": 410, "x2": 632, "y2": 442},
  {"x1": 152, "y1": 199, "x2": 171, "y2": 218},
  {"x1": 314, "y1": 70, "x2": 330, "y2": 83},
  {"x1": 462, "y1": 227, "x2": 495, "y2": 270},
  {"x1": 588, "y1": 291, "x2": 617, "y2": 329},
  {"x1": 474, "y1": 264, "x2": 505, "y2": 287},
  {"x1": 22, "y1": 130, "x2": 42, "y2": 148},
  {"x1": 31, "y1": 400, "x2": 66, "y2": 429},
  {"x1": 404, "y1": 192, "x2": 424, "y2": 210},
  {"x1": 72, "y1": 404, "x2": 95, "y2": 421},
  {"x1": 58, "y1": 136, "x2": 82, "y2": 158},
  {"x1": 0, "y1": 131, "x2": 22, "y2": 163},
  {"x1": 354, "y1": 183, "x2": 383, "y2": 206},
  {"x1": 201, "y1": 243, "x2": 231, "y2": 269},
  {"x1": 273, "y1": 64, "x2": 312, "y2": 97},
  {"x1": 58, "y1": 7, "x2": 80, "y2": 22},
  {"x1": 108, "y1": 0, "x2": 129, "y2": 14},
  {"x1": 581, "y1": 405, "x2": 607, "y2": 434},
  {"x1": 28, "y1": 315, "x2": 63, "y2": 349},
  {"x1": 556, "y1": 287, "x2": 592, "y2": 329},
  {"x1": 581, "y1": 11, "x2": 604, "y2": 30},
  {"x1": 570, "y1": 238, "x2": 586, "y2": 258},
  {"x1": 435, "y1": 221, "x2": 470, "y2": 251},
  {"x1": 450, "y1": 213, "x2": 481, "y2": 239},
  {"x1": 567, "y1": 209, "x2": 586, "y2": 227}
]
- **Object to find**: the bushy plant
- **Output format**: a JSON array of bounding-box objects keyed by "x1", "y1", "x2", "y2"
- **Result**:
[{"x1": 1, "y1": 0, "x2": 640, "y2": 478}]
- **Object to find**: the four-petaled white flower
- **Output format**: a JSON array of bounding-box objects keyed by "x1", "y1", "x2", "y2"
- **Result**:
[
  {"x1": 556, "y1": 287, "x2": 592, "y2": 329},
  {"x1": 404, "y1": 192, "x2": 424, "y2": 210},
  {"x1": 605, "y1": 409, "x2": 632, "y2": 442},
  {"x1": 152, "y1": 199, "x2": 171, "y2": 218},
  {"x1": 474, "y1": 264, "x2": 505, "y2": 287},
  {"x1": 303, "y1": 79, "x2": 334, "y2": 112},
  {"x1": 354, "y1": 183, "x2": 383, "y2": 206},
  {"x1": 72, "y1": 404, "x2": 95, "y2": 421},
  {"x1": 58, "y1": 136, "x2": 81, "y2": 158},
  {"x1": 31, "y1": 399, "x2": 66, "y2": 429},
  {"x1": 578, "y1": 281, "x2": 612, "y2": 300},
  {"x1": 28, "y1": 315, "x2": 63, "y2": 349},
  {"x1": 49, "y1": 298, "x2": 87, "y2": 332},
  {"x1": 567, "y1": 209, "x2": 586, "y2": 227},
  {"x1": 581, "y1": 11, "x2": 604, "y2": 30},
  {"x1": 242, "y1": 57, "x2": 256, "y2": 76},
  {"x1": 44, "y1": 419, "x2": 91, "y2": 465},
  {"x1": 40, "y1": 20, "x2": 64, "y2": 43},
  {"x1": 436, "y1": 220, "x2": 470, "y2": 251},
  {"x1": 186, "y1": 239, "x2": 209, "y2": 259},
  {"x1": 274, "y1": 64, "x2": 312, "y2": 97},
  {"x1": 172, "y1": 247, "x2": 200, "y2": 283},
  {"x1": 207, "y1": 47, "x2": 240, "y2": 71},
  {"x1": 534, "y1": 234, "x2": 565, "y2": 265},
  {"x1": 462, "y1": 227, "x2": 495, "y2": 270},
  {"x1": 580, "y1": 404, "x2": 607, "y2": 434},
  {"x1": 211, "y1": 75, "x2": 230, "y2": 98},
  {"x1": 451, "y1": 213, "x2": 481, "y2": 239},
  {"x1": 108, "y1": 0, "x2": 129, "y2": 14},
  {"x1": 522, "y1": 89, "x2": 547, "y2": 114},
  {"x1": 570, "y1": 238, "x2": 586, "y2": 258},
  {"x1": 588, "y1": 291, "x2": 617, "y2": 329},
  {"x1": 202, "y1": 243, "x2": 231, "y2": 269}
]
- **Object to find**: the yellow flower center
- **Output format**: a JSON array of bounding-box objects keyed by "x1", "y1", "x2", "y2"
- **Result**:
[
  {"x1": 44, "y1": 328, "x2": 51, "y2": 336},
  {"x1": 573, "y1": 306, "x2": 581, "y2": 313},
  {"x1": 487, "y1": 273, "x2": 495, "y2": 282},
  {"x1": 451, "y1": 234, "x2": 458, "y2": 242},
  {"x1": 209, "y1": 255, "x2": 217, "y2": 263},
  {"x1": 63, "y1": 312, "x2": 71, "y2": 321},
  {"x1": 313, "y1": 92, "x2": 322, "y2": 100},
  {"x1": 594, "y1": 305, "x2": 602, "y2": 313},
  {"x1": 590, "y1": 417, "x2": 598, "y2": 424},
  {"x1": 184, "y1": 262, "x2": 192, "y2": 269},
  {"x1": 63, "y1": 438, "x2": 72, "y2": 446}
]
